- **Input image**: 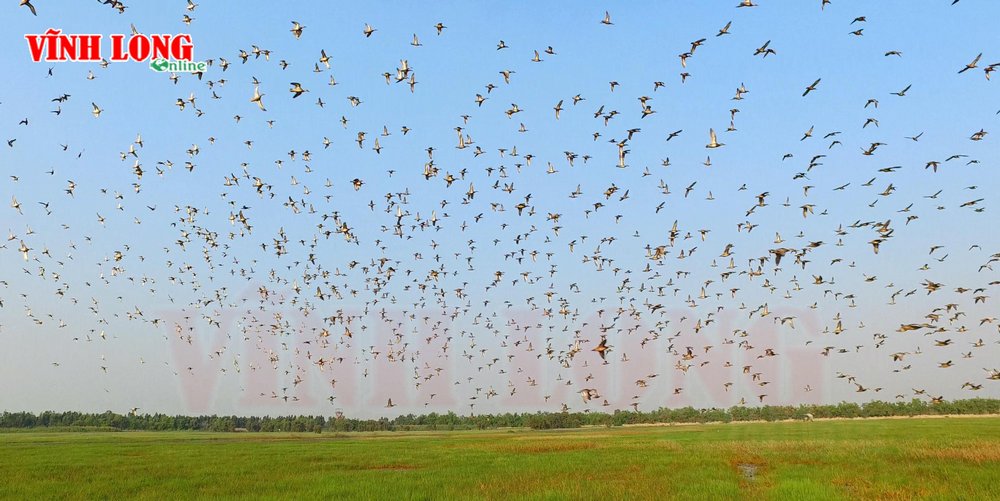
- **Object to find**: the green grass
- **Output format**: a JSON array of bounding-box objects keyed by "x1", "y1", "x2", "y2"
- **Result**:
[{"x1": 2, "y1": 417, "x2": 998, "y2": 500}]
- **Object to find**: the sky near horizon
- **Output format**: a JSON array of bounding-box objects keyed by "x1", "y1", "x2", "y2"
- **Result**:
[{"x1": 1, "y1": 1, "x2": 998, "y2": 418}]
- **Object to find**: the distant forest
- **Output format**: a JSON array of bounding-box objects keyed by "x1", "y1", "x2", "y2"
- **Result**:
[{"x1": 2, "y1": 399, "x2": 997, "y2": 432}]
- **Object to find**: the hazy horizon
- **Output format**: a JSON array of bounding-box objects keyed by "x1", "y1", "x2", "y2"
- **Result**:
[{"x1": 1, "y1": 0, "x2": 998, "y2": 419}]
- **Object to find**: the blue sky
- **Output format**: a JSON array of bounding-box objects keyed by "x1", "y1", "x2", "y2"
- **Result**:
[{"x1": 1, "y1": 1, "x2": 998, "y2": 418}]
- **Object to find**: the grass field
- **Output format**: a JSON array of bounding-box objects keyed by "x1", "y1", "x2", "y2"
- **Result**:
[{"x1": 2, "y1": 417, "x2": 998, "y2": 500}]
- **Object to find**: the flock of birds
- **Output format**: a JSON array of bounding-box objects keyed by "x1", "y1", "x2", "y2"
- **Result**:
[{"x1": 3, "y1": 1, "x2": 999, "y2": 417}]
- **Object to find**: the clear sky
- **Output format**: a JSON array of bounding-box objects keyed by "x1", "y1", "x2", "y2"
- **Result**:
[{"x1": 1, "y1": 1, "x2": 998, "y2": 418}]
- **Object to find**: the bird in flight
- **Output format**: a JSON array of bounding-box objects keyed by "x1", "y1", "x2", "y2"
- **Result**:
[
  {"x1": 250, "y1": 83, "x2": 266, "y2": 111},
  {"x1": 706, "y1": 128, "x2": 724, "y2": 148},
  {"x1": 802, "y1": 78, "x2": 821, "y2": 97},
  {"x1": 3, "y1": 1, "x2": 997, "y2": 421},
  {"x1": 958, "y1": 53, "x2": 982, "y2": 74}
]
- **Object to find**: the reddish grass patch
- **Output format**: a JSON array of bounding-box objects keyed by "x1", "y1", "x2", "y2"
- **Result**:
[
  {"x1": 907, "y1": 441, "x2": 1000, "y2": 464},
  {"x1": 490, "y1": 441, "x2": 598, "y2": 454}
]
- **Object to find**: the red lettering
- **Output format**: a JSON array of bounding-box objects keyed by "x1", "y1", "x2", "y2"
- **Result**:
[
  {"x1": 24, "y1": 32, "x2": 48, "y2": 62},
  {"x1": 151, "y1": 35, "x2": 170, "y2": 60},
  {"x1": 45, "y1": 32, "x2": 65, "y2": 61},
  {"x1": 58, "y1": 35, "x2": 77, "y2": 61},
  {"x1": 77, "y1": 35, "x2": 102, "y2": 61},
  {"x1": 128, "y1": 35, "x2": 150, "y2": 61},
  {"x1": 25, "y1": 31, "x2": 189, "y2": 64},
  {"x1": 109, "y1": 34, "x2": 128, "y2": 61},
  {"x1": 172, "y1": 34, "x2": 193, "y2": 61}
]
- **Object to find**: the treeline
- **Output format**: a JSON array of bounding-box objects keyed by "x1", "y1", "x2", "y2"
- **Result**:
[
  {"x1": 523, "y1": 398, "x2": 1000, "y2": 429},
  {"x1": 1, "y1": 399, "x2": 997, "y2": 432}
]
